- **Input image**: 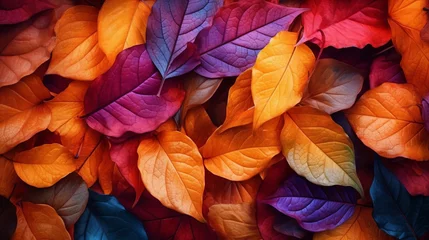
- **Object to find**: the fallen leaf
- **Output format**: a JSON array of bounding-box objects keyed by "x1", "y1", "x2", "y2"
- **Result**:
[
  {"x1": 386, "y1": 159, "x2": 429, "y2": 196},
  {"x1": 183, "y1": 106, "x2": 217, "y2": 148},
  {"x1": 252, "y1": 31, "x2": 315, "y2": 129},
  {"x1": 137, "y1": 130, "x2": 205, "y2": 222},
  {"x1": 77, "y1": 137, "x2": 109, "y2": 188},
  {"x1": 13, "y1": 143, "x2": 76, "y2": 188},
  {"x1": 47, "y1": 6, "x2": 110, "y2": 80},
  {"x1": 0, "y1": 0, "x2": 55, "y2": 24},
  {"x1": 369, "y1": 49, "x2": 406, "y2": 89},
  {"x1": 282, "y1": 106, "x2": 363, "y2": 195},
  {"x1": 12, "y1": 202, "x2": 71, "y2": 240},
  {"x1": 98, "y1": 0, "x2": 153, "y2": 62},
  {"x1": 97, "y1": 154, "x2": 115, "y2": 194},
  {"x1": 0, "y1": 196, "x2": 17, "y2": 239},
  {"x1": 0, "y1": 156, "x2": 19, "y2": 198},
  {"x1": 345, "y1": 83, "x2": 429, "y2": 160},
  {"x1": 301, "y1": 58, "x2": 364, "y2": 114}
]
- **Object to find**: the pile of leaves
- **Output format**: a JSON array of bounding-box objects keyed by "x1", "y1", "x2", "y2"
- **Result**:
[{"x1": 2, "y1": 0, "x2": 429, "y2": 239}]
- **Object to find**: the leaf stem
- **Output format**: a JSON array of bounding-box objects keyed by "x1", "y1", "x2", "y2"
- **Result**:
[{"x1": 157, "y1": 78, "x2": 166, "y2": 97}]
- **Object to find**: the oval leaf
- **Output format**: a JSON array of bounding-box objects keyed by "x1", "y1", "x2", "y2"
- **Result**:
[
  {"x1": 252, "y1": 31, "x2": 315, "y2": 129},
  {"x1": 137, "y1": 130, "x2": 205, "y2": 222},
  {"x1": 281, "y1": 106, "x2": 363, "y2": 195},
  {"x1": 195, "y1": 1, "x2": 306, "y2": 78},
  {"x1": 0, "y1": 196, "x2": 17, "y2": 239},
  {"x1": 84, "y1": 44, "x2": 185, "y2": 138}
]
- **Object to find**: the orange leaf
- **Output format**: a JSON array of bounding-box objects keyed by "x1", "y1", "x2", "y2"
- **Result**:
[
  {"x1": 47, "y1": 6, "x2": 110, "y2": 80},
  {"x1": 137, "y1": 131, "x2": 205, "y2": 222},
  {"x1": 388, "y1": 0, "x2": 429, "y2": 96},
  {"x1": 282, "y1": 106, "x2": 363, "y2": 195},
  {"x1": 301, "y1": 59, "x2": 364, "y2": 114},
  {"x1": 12, "y1": 202, "x2": 71, "y2": 240},
  {"x1": 98, "y1": 154, "x2": 115, "y2": 195},
  {"x1": 77, "y1": 137, "x2": 110, "y2": 188},
  {"x1": 0, "y1": 10, "x2": 56, "y2": 87},
  {"x1": 13, "y1": 143, "x2": 76, "y2": 188},
  {"x1": 0, "y1": 73, "x2": 52, "y2": 154},
  {"x1": 314, "y1": 206, "x2": 392, "y2": 240},
  {"x1": 207, "y1": 203, "x2": 261, "y2": 240},
  {"x1": 252, "y1": 31, "x2": 315, "y2": 129},
  {"x1": 0, "y1": 156, "x2": 19, "y2": 198},
  {"x1": 98, "y1": 0, "x2": 154, "y2": 62},
  {"x1": 155, "y1": 119, "x2": 178, "y2": 133},
  {"x1": 218, "y1": 68, "x2": 254, "y2": 133},
  {"x1": 203, "y1": 118, "x2": 281, "y2": 181},
  {"x1": 345, "y1": 83, "x2": 429, "y2": 160},
  {"x1": 183, "y1": 106, "x2": 217, "y2": 148}
]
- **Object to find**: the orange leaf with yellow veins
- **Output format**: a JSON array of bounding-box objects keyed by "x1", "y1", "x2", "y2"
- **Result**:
[
  {"x1": 13, "y1": 143, "x2": 76, "y2": 188},
  {"x1": 314, "y1": 206, "x2": 393, "y2": 240},
  {"x1": 0, "y1": 73, "x2": 52, "y2": 154},
  {"x1": 77, "y1": 137, "x2": 110, "y2": 188},
  {"x1": 0, "y1": 10, "x2": 56, "y2": 87},
  {"x1": 12, "y1": 202, "x2": 71, "y2": 240},
  {"x1": 218, "y1": 68, "x2": 254, "y2": 133},
  {"x1": 388, "y1": 0, "x2": 429, "y2": 96},
  {"x1": 345, "y1": 83, "x2": 429, "y2": 160},
  {"x1": 183, "y1": 106, "x2": 217, "y2": 148},
  {"x1": 137, "y1": 131, "x2": 205, "y2": 222},
  {"x1": 0, "y1": 156, "x2": 19, "y2": 198},
  {"x1": 47, "y1": 6, "x2": 110, "y2": 80},
  {"x1": 282, "y1": 106, "x2": 363, "y2": 196},
  {"x1": 203, "y1": 118, "x2": 281, "y2": 181},
  {"x1": 98, "y1": 0, "x2": 154, "y2": 62},
  {"x1": 252, "y1": 31, "x2": 315, "y2": 129},
  {"x1": 207, "y1": 203, "x2": 261, "y2": 240}
]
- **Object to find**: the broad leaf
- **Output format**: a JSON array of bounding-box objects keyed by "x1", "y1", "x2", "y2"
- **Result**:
[
  {"x1": 0, "y1": 0, "x2": 55, "y2": 24},
  {"x1": 77, "y1": 137, "x2": 110, "y2": 188},
  {"x1": 252, "y1": 31, "x2": 315, "y2": 129},
  {"x1": 195, "y1": 1, "x2": 306, "y2": 78},
  {"x1": 0, "y1": 196, "x2": 17, "y2": 239}
]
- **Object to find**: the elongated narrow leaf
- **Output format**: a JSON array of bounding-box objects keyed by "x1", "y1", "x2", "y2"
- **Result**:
[
  {"x1": 84, "y1": 44, "x2": 185, "y2": 138},
  {"x1": 195, "y1": 1, "x2": 306, "y2": 78},
  {"x1": 146, "y1": 0, "x2": 222, "y2": 79}
]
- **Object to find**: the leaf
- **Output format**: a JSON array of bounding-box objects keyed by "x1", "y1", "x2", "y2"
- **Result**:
[
  {"x1": 299, "y1": 0, "x2": 391, "y2": 48},
  {"x1": 207, "y1": 203, "x2": 261, "y2": 240},
  {"x1": 218, "y1": 68, "x2": 254, "y2": 133},
  {"x1": 264, "y1": 174, "x2": 357, "y2": 232},
  {"x1": 97, "y1": 153, "x2": 115, "y2": 194},
  {"x1": 0, "y1": 156, "x2": 19, "y2": 198},
  {"x1": 301, "y1": 59, "x2": 364, "y2": 114},
  {"x1": 273, "y1": 218, "x2": 310, "y2": 239},
  {"x1": 181, "y1": 73, "x2": 222, "y2": 124},
  {"x1": 370, "y1": 158, "x2": 429, "y2": 239},
  {"x1": 183, "y1": 106, "x2": 217, "y2": 148},
  {"x1": 98, "y1": 0, "x2": 153, "y2": 62},
  {"x1": 0, "y1": 73, "x2": 52, "y2": 154},
  {"x1": 252, "y1": 31, "x2": 315, "y2": 129},
  {"x1": 24, "y1": 172, "x2": 89, "y2": 227},
  {"x1": 282, "y1": 106, "x2": 363, "y2": 195},
  {"x1": 369, "y1": 49, "x2": 406, "y2": 89},
  {"x1": 77, "y1": 137, "x2": 110, "y2": 188},
  {"x1": 146, "y1": 0, "x2": 222, "y2": 79},
  {"x1": 388, "y1": 0, "x2": 429, "y2": 96},
  {"x1": 0, "y1": 10, "x2": 56, "y2": 87},
  {"x1": 194, "y1": 1, "x2": 306, "y2": 78},
  {"x1": 110, "y1": 137, "x2": 145, "y2": 206},
  {"x1": 313, "y1": 206, "x2": 392, "y2": 240},
  {"x1": 12, "y1": 202, "x2": 71, "y2": 240},
  {"x1": 424, "y1": 95, "x2": 429, "y2": 132},
  {"x1": 345, "y1": 83, "x2": 429, "y2": 160},
  {"x1": 84, "y1": 44, "x2": 185, "y2": 138},
  {"x1": 137, "y1": 130, "x2": 205, "y2": 222},
  {"x1": 74, "y1": 190, "x2": 148, "y2": 240},
  {"x1": 0, "y1": 196, "x2": 17, "y2": 239},
  {"x1": 0, "y1": 0, "x2": 55, "y2": 24},
  {"x1": 203, "y1": 118, "x2": 281, "y2": 181},
  {"x1": 47, "y1": 6, "x2": 111, "y2": 80},
  {"x1": 386, "y1": 159, "x2": 429, "y2": 196}
]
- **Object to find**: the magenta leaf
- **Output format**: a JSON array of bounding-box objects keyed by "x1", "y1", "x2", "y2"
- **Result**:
[
  {"x1": 263, "y1": 174, "x2": 357, "y2": 232},
  {"x1": 84, "y1": 44, "x2": 185, "y2": 138},
  {"x1": 146, "y1": 0, "x2": 222, "y2": 79},
  {"x1": 0, "y1": 0, "x2": 55, "y2": 25},
  {"x1": 194, "y1": 1, "x2": 306, "y2": 78},
  {"x1": 369, "y1": 49, "x2": 406, "y2": 89}
]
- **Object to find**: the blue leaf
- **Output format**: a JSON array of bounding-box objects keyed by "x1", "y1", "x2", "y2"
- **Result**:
[
  {"x1": 370, "y1": 157, "x2": 429, "y2": 240},
  {"x1": 75, "y1": 190, "x2": 148, "y2": 240}
]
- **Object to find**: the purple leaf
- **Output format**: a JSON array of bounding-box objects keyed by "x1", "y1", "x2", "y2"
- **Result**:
[
  {"x1": 84, "y1": 44, "x2": 185, "y2": 138},
  {"x1": 194, "y1": 1, "x2": 306, "y2": 78},
  {"x1": 263, "y1": 174, "x2": 357, "y2": 232},
  {"x1": 0, "y1": 0, "x2": 55, "y2": 25},
  {"x1": 146, "y1": 0, "x2": 222, "y2": 79},
  {"x1": 423, "y1": 95, "x2": 429, "y2": 133},
  {"x1": 369, "y1": 49, "x2": 406, "y2": 89}
]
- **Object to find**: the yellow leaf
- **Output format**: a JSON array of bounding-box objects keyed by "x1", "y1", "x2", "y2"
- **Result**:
[
  {"x1": 98, "y1": 0, "x2": 154, "y2": 62},
  {"x1": 13, "y1": 143, "x2": 76, "y2": 188},
  {"x1": 252, "y1": 31, "x2": 315, "y2": 129},
  {"x1": 281, "y1": 106, "x2": 363, "y2": 195},
  {"x1": 137, "y1": 131, "x2": 205, "y2": 222}
]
